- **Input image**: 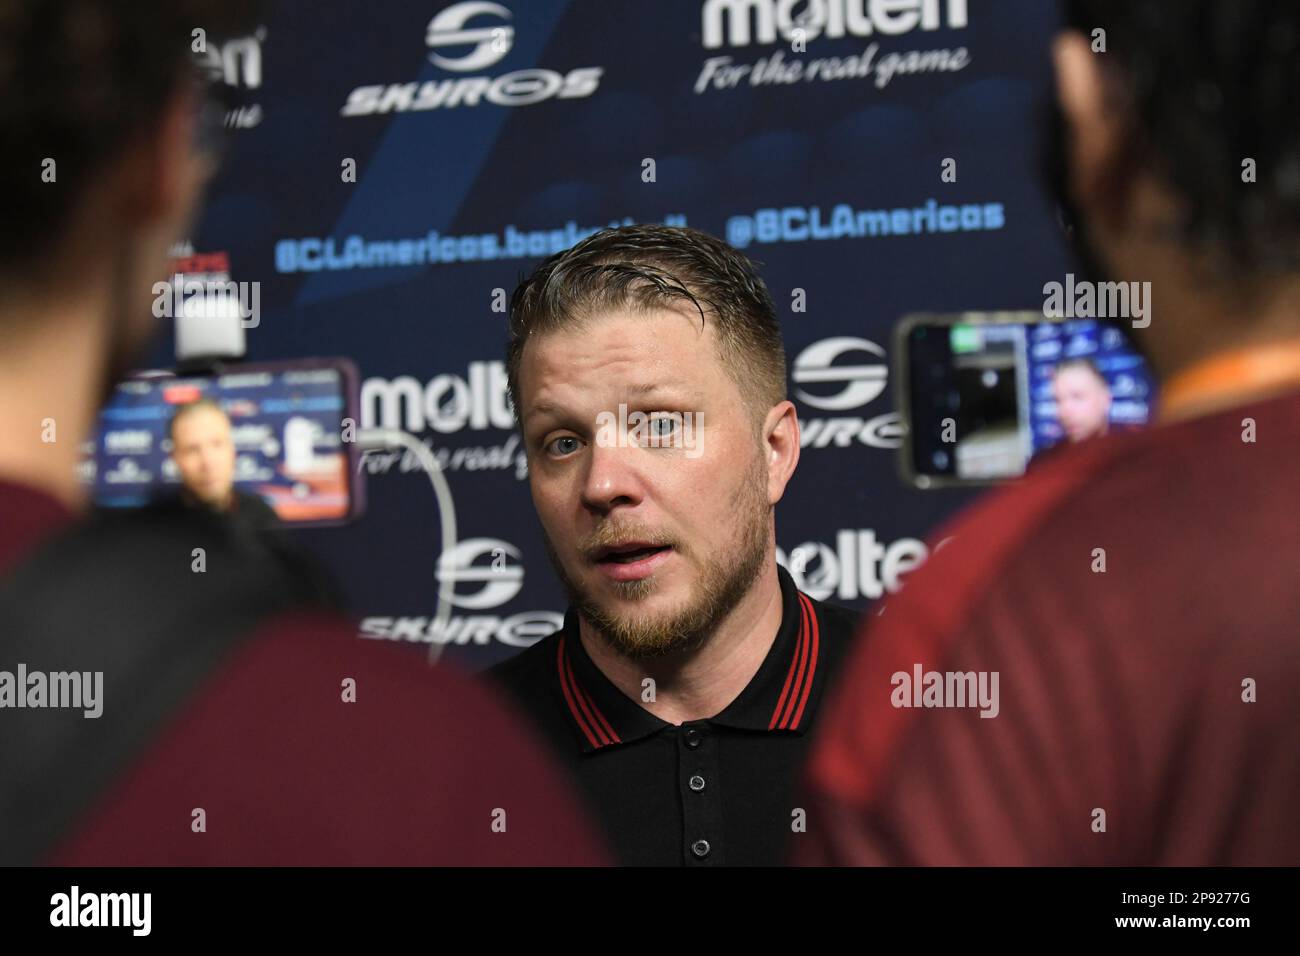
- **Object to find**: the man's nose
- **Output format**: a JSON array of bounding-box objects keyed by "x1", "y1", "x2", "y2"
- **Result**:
[{"x1": 579, "y1": 440, "x2": 644, "y2": 513}]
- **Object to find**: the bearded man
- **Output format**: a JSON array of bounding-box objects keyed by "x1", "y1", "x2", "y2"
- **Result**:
[{"x1": 489, "y1": 224, "x2": 861, "y2": 866}]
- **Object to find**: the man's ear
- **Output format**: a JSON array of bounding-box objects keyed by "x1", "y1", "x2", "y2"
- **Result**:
[
  {"x1": 115, "y1": 84, "x2": 212, "y2": 231},
  {"x1": 1052, "y1": 31, "x2": 1129, "y2": 226},
  {"x1": 760, "y1": 400, "x2": 800, "y2": 506}
]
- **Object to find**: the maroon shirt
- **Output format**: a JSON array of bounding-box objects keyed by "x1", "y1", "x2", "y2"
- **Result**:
[
  {"x1": 796, "y1": 389, "x2": 1300, "y2": 865},
  {"x1": 0, "y1": 479, "x2": 608, "y2": 865}
]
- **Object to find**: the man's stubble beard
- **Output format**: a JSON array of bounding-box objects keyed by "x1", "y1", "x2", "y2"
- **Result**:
[{"x1": 540, "y1": 446, "x2": 772, "y2": 663}]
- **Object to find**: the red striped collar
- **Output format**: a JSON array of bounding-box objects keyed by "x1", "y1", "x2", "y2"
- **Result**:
[{"x1": 554, "y1": 563, "x2": 824, "y2": 753}]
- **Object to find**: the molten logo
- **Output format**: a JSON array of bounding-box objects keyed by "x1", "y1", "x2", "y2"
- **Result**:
[{"x1": 702, "y1": 0, "x2": 969, "y2": 49}]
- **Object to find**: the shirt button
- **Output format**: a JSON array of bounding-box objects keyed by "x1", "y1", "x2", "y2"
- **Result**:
[
  {"x1": 689, "y1": 774, "x2": 706, "y2": 792},
  {"x1": 691, "y1": 839, "x2": 711, "y2": 859},
  {"x1": 684, "y1": 728, "x2": 702, "y2": 749}
]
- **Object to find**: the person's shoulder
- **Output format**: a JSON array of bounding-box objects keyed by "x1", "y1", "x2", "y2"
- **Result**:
[
  {"x1": 235, "y1": 488, "x2": 278, "y2": 515},
  {"x1": 169, "y1": 609, "x2": 561, "y2": 759},
  {"x1": 53, "y1": 610, "x2": 608, "y2": 864},
  {"x1": 226, "y1": 609, "x2": 519, "y2": 724},
  {"x1": 486, "y1": 627, "x2": 565, "y2": 700},
  {"x1": 1009, "y1": 391, "x2": 1299, "y2": 556},
  {"x1": 851, "y1": 392, "x2": 1300, "y2": 665}
]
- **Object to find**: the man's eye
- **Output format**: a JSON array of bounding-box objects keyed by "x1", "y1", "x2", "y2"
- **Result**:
[
  {"x1": 545, "y1": 435, "x2": 581, "y2": 457},
  {"x1": 646, "y1": 413, "x2": 682, "y2": 443}
]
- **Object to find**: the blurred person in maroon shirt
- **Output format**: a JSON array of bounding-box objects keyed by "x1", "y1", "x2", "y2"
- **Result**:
[
  {"x1": 0, "y1": 0, "x2": 605, "y2": 865},
  {"x1": 797, "y1": 0, "x2": 1300, "y2": 866}
]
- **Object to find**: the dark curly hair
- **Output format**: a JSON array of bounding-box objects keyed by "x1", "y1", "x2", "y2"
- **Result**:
[
  {"x1": 506, "y1": 224, "x2": 787, "y2": 436},
  {"x1": 1063, "y1": 0, "x2": 1300, "y2": 278},
  {"x1": 0, "y1": 0, "x2": 262, "y2": 275}
]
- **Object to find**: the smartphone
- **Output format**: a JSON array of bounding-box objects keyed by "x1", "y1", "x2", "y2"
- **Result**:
[
  {"x1": 894, "y1": 311, "x2": 1156, "y2": 488},
  {"x1": 83, "y1": 357, "x2": 365, "y2": 526}
]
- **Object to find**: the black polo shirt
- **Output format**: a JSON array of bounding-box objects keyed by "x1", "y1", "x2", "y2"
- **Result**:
[{"x1": 488, "y1": 562, "x2": 861, "y2": 866}]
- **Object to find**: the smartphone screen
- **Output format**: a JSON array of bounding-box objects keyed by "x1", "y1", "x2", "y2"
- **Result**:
[
  {"x1": 82, "y1": 358, "x2": 364, "y2": 526},
  {"x1": 897, "y1": 313, "x2": 1156, "y2": 487}
]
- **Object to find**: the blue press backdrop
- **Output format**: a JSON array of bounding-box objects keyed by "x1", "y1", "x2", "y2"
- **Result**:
[{"x1": 160, "y1": 0, "x2": 1075, "y2": 669}]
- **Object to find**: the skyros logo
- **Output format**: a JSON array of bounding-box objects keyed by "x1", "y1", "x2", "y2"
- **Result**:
[
  {"x1": 359, "y1": 536, "x2": 563, "y2": 648},
  {"x1": 426, "y1": 1, "x2": 515, "y2": 71},
  {"x1": 437, "y1": 538, "x2": 524, "y2": 609},
  {"x1": 791, "y1": 336, "x2": 902, "y2": 449},
  {"x1": 342, "y1": 2, "x2": 603, "y2": 115}
]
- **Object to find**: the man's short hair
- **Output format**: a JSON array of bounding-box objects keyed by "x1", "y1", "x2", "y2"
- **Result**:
[
  {"x1": 0, "y1": 0, "x2": 261, "y2": 278},
  {"x1": 506, "y1": 224, "x2": 787, "y2": 437},
  {"x1": 168, "y1": 396, "x2": 229, "y2": 443},
  {"x1": 1053, "y1": 356, "x2": 1107, "y2": 385},
  {"x1": 1064, "y1": 0, "x2": 1300, "y2": 280}
]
